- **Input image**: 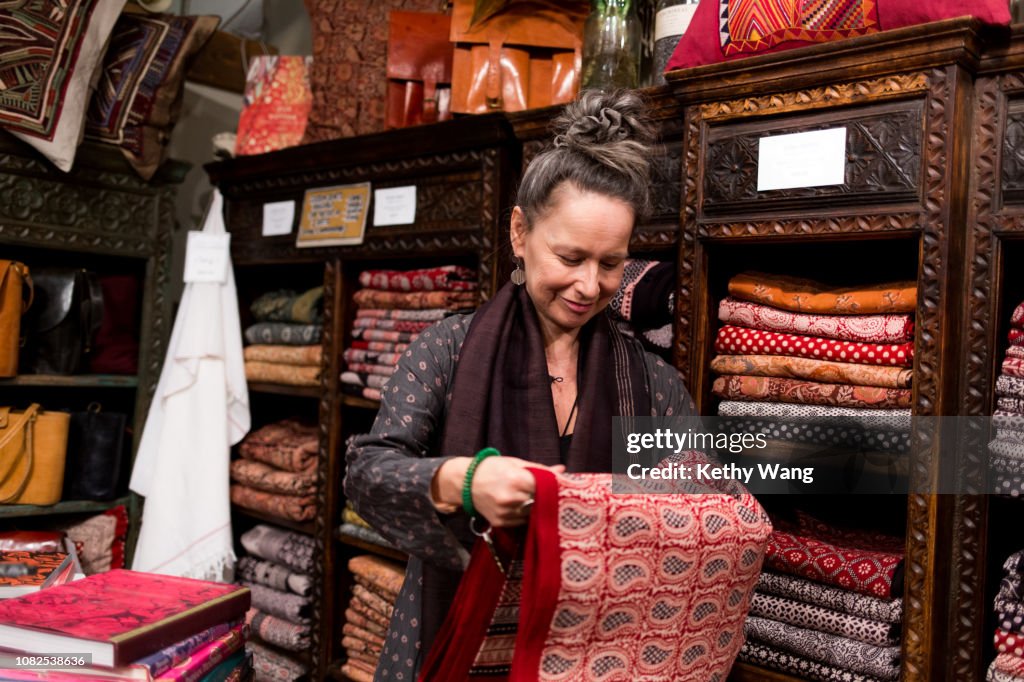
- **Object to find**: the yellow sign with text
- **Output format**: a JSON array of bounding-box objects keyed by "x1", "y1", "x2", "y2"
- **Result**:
[{"x1": 296, "y1": 182, "x2": 371, "y2": 247}]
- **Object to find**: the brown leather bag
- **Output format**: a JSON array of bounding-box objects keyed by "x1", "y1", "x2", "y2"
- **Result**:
[
  {"x1": 387, "y1": 11, "x2": 455, "y2": 128},
  {"x1": 0, "y1": 404, "x2": 70, "y2": 506},
  {"x1": 449, "y1": 0, "x2": 586, "y2": 114},
  {"x1": 0, "y1": 261, "x2": 32, "y2": 378}
]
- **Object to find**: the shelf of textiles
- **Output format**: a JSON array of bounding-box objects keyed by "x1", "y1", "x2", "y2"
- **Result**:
[
  {"x1": 505, "y1": 86, "x2": 685, "y2": 254},
  {"x1": 235, "y1": 522, "x2": 317, "y2": 682}
]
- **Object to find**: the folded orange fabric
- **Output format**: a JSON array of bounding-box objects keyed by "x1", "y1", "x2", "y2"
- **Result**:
[
  {"x1": 728, "y1": 272, "x2": 917, "y2": 314},
  {"x1": 713, "y1": 375, "x2": 913, "y2": 410},
  {"x1": 230, "y1": 484, "x2": 316, "y2": 522},
  {"x1": 348, "y1": 554, "x2": 405, "y2": 595},
  {"x1": 710, "y1": 355, "x2": 913, "y2": 389},
  {"x1": 243, "y1": 344, "x2": 322, "y2": 366}
]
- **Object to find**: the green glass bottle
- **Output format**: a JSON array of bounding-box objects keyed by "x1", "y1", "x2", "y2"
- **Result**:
[{"x1": 582, "y1": 0, "x2": 642, "y2": 90}]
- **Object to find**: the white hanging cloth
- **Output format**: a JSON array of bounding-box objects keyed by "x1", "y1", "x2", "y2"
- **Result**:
[{"x1": 130, "y1": 189, "x2": 249, "y2": 581}]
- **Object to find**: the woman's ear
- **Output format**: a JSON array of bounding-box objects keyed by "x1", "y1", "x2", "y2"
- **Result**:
[{"x1": 510, "y1": 206, "x2": 526, "y2": 258}]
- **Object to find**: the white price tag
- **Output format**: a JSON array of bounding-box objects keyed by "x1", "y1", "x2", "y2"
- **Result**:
[
  {"x1": 373, "y1": 186, "x2": 417, "y2": 226},
  {"x1": 262, "y1": 200, "x2": 295, "y2": 236},
  {"x1": 183, "y1": 232, "x2": 230, "y2": 283},
  {"x1": 757, "y1": 127, "x2": 848, "y2": 192}
]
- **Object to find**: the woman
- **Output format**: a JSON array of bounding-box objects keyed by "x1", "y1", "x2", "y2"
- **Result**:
[{"x1": 344, "y1": 89, "x2": 695, "y2": 680}]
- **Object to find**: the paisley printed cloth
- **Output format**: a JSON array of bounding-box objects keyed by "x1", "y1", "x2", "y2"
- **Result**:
[
  {"x1": 353, "y1": 584, "x2": 394, "y2": 618},
  {"x1": 996, "y1": 429, "x2": 1024, "y2": 445},
  {"x1": 718, "y1": 297, "x2": 914, "y2": 343},
  {"x1": 349, "y1": 554, "x2": 406, "y2": 596},
  {"x1": 999, "y1": 375, "x2": 1024, "y2": 399},
  {"x1": 352, "y1": 289, "x2": 478, "y2": 311},
  {"x1": 250, "y1": 287, "x2": 323, "y2": 324},
  {"x1": 236, "y1": 556, "x2": 311, "y2": 596},
  {"x1": 239, "y1": 524, "x2": 315, "y2": 574},
  {"x1": 749, "y1": 592, "x2": 899, "y2": 647},
  {"x1": 346, "y1": 607, "x2": 389, "y2": 638},
  {"x1": 244, "y1": 582, "x2": 312, "y2": 623},
  {"x1": 230, "y1": 459, "x2": 317, "y2": 496},
  {"x1": 717, "y1": 400, "x2": 913, "y2": 431},
  {"x1": 738, "y1": 640, "x2": 889, "y2": 682},
  {"x1": 1000, "y1": 397, "x2": 1024, "y2": 414},
  {"x1": 757, "y1": 572, "x2": 904, "y2": 624},
  {"x1": 728, "y1": 272, "x2": 917, "y2": 315},
  {"x1": 713, "y1": 374, "x2": 913, "y2": 410},
  {"x1": 246, "y1": 608, "x2": 310, "y2": 652},
  {"x1": 356, "y1": 308, "x2": 450, "y2": 321},
  {"x1": 243, "y1": 344, "x2": 322, "y2": 366},
  {"x1": 244, "y1": 322, "x2": 322, "y2": 346},
  {"x1": 995, "y1": 411, "x2": 1024, "y2": 431},
  {"x1": 744, "y1": 616, "x2": 900, "y2": 680},
  {"x1": 344, "y1": 622, "x2": 386, "y2": 649},
  {"x1": 1001, "y1": 551, "x2": 1024, "y2": 602},
  {"x1": 239, "y1": 420, "x2": 318, "y2": 473},
  {"x1": 246, "y1": 639, "x2": 308, "y2": 681},
  {"x1": 353, "y1": 317, "x2": 434, "y2": 333},
  {"x1": 341, "y1": 662, "x2": 376, "y2": 682},
  {"x1": 343, "y1": 634, "x2": 382, "y2": 657},
  {"x1": 765, "y1": 529, "x2": 904, "y2": 599},
  {"x1": 358, "y1": 266, "x2": 477, "y2": 292},
  {"x1": 716, "y1": 325, "x2": 914, "y2": 367},
  {"x1": 350, "y1": 595, "x2": 392, "y2": 629},
  {"x1": 711, "y1": 354, "x2": 913, "y2": 389},
  {"x1": 244, "y1": 360, "x2": 320, "y2": 386},
  {"x1": 231, "y1": 485, "x2": 316, "y2": 523},
  {"x1": 419, "y1": 470, "x2": 772, "y2": 681},
  {"x1": 996, "y1": 627, "x2": 1024, "y2": 656},
  {"x1": 988, "y1": 664, "x2": 1024, "y2": 682}
]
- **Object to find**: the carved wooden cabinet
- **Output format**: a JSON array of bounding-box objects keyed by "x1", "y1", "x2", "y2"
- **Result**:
[
  {"x1": 668, "y1": 18, "x2": 985, "y2": 682},
  {"x1": 0, "y1": 134, "x2": 181, "y2": 559},
  {"x1": 206, "y1": 113, "x2": 519, "y2": 679}
]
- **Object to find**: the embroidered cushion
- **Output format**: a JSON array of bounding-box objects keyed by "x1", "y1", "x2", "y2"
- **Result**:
[
  {"x1": 85, "y1": 12, "x2": 219, "y2": 180},
  {"x1": 665, "y1": 0, "x2": 1010, "y2": 72},
  {"x1": 57, "y1": 505, "x2": 129, "y2": 575},
  {"x1": 0, "y1": 0, "x2": 126, "y2": 171}
]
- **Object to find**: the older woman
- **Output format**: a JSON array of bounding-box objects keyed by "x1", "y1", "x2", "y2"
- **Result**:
[{"x1": 344, "y1": 89, "x2": 695, "y2": 681}]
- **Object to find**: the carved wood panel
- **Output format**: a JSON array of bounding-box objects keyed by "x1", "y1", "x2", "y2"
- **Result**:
[
  {"x1": 1002, "y1": 104, "x2": 1024, "y2": 204},
  {"x1": 702, "y1": 107, "x2": 923, "y2": 213}
]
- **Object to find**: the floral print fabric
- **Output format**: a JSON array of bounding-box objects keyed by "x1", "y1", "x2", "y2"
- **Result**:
[
  {"x1": 728, "y1": 272, "x2": 917, "y2": 314},
  {"x1": 719, "y1": 297, "x2": 914, "y2": 343},
  {"x1": 358, "y1": 266, "x2": 477, "y2": 292},
  {"x1": 713, "y1": 375, "x2": 912, "y2": 410},
  {"x1": 711, "y1": 354, "x2": 912, "y2": 389}
]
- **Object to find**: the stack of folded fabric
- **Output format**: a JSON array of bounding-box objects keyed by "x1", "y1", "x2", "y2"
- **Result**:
[
  {"x1": 987, "y1": 550, "x2": 1024, "y2": 681},
  {"x1": 230, "y1": 420, "x2": 318, "y2": 524},
  {"x1": 340, "y1": 555, "x2": 405, "y2": 682},
  {"x1": 244, "y1": 286, "x2": 324, "y2": 387},
  {"x1": 342, "y1": 265, "x2": 478, "y2": 401},
  {"x1": 739, "y1": 512, "x2": 905, "y2": 681},
  {"x1": 338, "y1": 503, "x2": 399, "y2": 552},
  {"x1": 608, "y1": 259, "x2": 676, "y2": 354},
  {"x1": 990, "y1": 300, "x2": 1024, "y2": 496},
  {"x1": 712, "y1": 272, "x2": 917, "y2": 470},
  {"x1": 240, "y1": 524, "x2": 315, "y2": 681}
]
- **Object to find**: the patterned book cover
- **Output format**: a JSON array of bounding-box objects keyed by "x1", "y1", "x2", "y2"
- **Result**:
[
  {"x1": 234, "y1": 56, "x2": 313, "y2": 156},
  {"x1": 155, "y1": 625, "x2": 245, "y2": 682},
  {"x1": 135, "y1": 619, "x2": 242, "y2": 678},
  {"x1": 0, "y1": 552, "x2": 74, "y2": 598},
  {"x1": 0, "y1": 570, "x2": 250, "y2": 666}
]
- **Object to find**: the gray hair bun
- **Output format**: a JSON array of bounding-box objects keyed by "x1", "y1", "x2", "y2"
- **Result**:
[{"x1": 554, "y1": 90, "x2": 655, "y2": 150}]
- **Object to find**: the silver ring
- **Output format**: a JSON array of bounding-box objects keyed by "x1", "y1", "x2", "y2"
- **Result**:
[{"x1": 517, "y1": 498, "x2": 535, "y2": 515}]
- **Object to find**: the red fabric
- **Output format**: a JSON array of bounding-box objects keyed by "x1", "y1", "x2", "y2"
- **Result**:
[
  {"x1": 715, "y1": 325, "x2": 914, "y2": 367},
  {"x1": 718, "y1": 297, "x2": 914, "y2": 344},
  {"x1": 420, "y1": 470, "x2": 771, "y2": 681},
  {"x1": 1011, "y1": 329, "x2": 1024, "y2": 346},
  {"x1": 666, "y1": 0, "x2": 1009, "y2": 72},
  {"x1": 1004, "y1": 358, "x2": 1024, "y2": 379},
  {"x1": 996, "y1": 627, "x2": 1024, "y2": 657},
  {"x1": 358, "y1": 266, "x2": 477, "y2": 292},
  {"x1": 995, "y1": 652, "x2": 1024, "y2": 677},
  {"x1": 765, "y1": 529, "x2": 903, "y2": 599},
  {"x1": 87, "y1": 274, "x2": 140, "y2": 374}
]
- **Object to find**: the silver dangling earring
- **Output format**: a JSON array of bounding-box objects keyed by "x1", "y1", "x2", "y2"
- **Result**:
[{"x1": 511, "y1": 258, "x2": 525, "y2": 286}]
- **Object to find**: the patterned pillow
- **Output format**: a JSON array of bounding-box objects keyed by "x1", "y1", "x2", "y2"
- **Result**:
[
  {"x1": 57, "y1": 505, "x2": 129, "y2": 575},
  {"x1": 665, "y1": 0, "x2": 1010, "y2": 72},
  {"x1": 0, "y1": 0, "x2": 126, "y2": 171},
  {"x1": 86, "y1": 12, "x2": 219, "y2": 180}
]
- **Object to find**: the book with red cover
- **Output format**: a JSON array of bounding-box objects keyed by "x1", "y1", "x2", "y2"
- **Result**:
[
  {"x1": 0, "y1": 551, "x2": 75, "y2": 598},
  {"x1": 0, "y1": 570, "x2": 250, "y2": 666}
]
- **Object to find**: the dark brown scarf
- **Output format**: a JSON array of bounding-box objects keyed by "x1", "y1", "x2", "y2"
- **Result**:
[{"x1": 420, "y1": 282, "x2": 651, "y2": 655}]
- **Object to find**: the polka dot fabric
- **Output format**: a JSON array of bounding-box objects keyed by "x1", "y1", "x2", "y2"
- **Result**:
[
  {"x1": 715, "y1": 325, "x2": 913, "y2": 368},
  {"x1": 996, "y1": 628, "x2": 1024, "y2": 657}
]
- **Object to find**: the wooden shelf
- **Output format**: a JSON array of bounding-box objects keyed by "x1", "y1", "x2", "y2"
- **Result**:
[
  {"x1": 336, "y1": 529, "x2": 407, "y2": 563},
  {"x1": 729, "y1": 662, "x2": 807, "y2": 682},
  {"x1": 0, "y1": 374, "x2": 139, "y2": 388},
  {"x1": 233, "y1": 506, "x2": 316, "y2": 536},
  {"x1": 341, "y1": 395, "x2": 380, "y2": 410},
  {"x1": 0, "y1": 496, "x2": 131, "y2": 519},
  {"x1": 247, "y1": 382, "x2": 320, "y2": 399}
]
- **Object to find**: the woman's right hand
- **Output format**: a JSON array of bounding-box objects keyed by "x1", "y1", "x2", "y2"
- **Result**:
[{"x1": 430, "y1": 455, "x2": 564, "y2": 527}]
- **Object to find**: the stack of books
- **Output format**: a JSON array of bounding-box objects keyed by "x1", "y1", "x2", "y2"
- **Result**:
[
  {"x1": 0, "y1": 569, "x2": 251, "y2": 681},
  {"x1": 0, "y1": 550, "x2": 77, "y2": 599}
]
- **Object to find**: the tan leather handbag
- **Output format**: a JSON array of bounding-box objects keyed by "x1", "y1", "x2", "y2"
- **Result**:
[
  {"x1": 387, "y1": 11, "x2": 455, "y2": 128},
  {"x1": 0, "y1": 261, "x2": 32, "y2": 377},
  {"x1": 0, "y1": 404, "x2": 70, "y2": 505},
  {"x1": 449, "y1": 0, "x2": 586, "y2": 114}
]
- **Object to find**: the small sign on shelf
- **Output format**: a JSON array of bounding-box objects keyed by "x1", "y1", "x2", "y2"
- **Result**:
[{"x1": 296, "y1": 183, "x2": 372, "y2": 247}]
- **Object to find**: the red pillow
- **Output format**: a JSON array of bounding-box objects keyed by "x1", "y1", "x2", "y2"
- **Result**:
[{"x1": 665, "y1": 0, "x2": 1010, "y2": 72}]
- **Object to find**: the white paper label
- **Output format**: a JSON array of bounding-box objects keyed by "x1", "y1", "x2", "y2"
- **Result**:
[
  {"x1": 183, "y1": 232, "x2": 231, "y2": 283},
  {"x1": 655, "y1": 4, "x2": 698, "y2": 42},
  {"x1": 262, "y1": 200, "x2": 295, "y2": 236},
  {"x1": 373, "y1": 186, "x2": 417, "y2": 226},
  {"x1": 757, "y1": 127, "x2": 848, "y2": 192}
]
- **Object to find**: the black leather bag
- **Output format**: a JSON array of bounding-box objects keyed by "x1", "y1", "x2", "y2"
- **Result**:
[
  {"x1": 20, "y1": 269, "x2": 103, "y2": 375},
  {"x1": 63, "y1": 403, "x2": 127, "y2": 501}
]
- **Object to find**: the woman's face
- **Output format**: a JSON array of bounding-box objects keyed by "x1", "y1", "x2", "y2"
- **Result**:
[{"x1": 511, "y1": 183, "x2": 634, "y2": 340}]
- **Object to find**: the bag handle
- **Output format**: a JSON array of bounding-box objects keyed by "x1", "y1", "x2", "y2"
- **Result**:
[{"x1": 0, "y1": 403, "x2": 39, "y2": 504}]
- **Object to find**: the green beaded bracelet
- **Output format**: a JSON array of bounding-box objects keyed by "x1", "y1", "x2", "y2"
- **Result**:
[{"x1": 462, "y1": 447, "x2": 501, "y2": 517}]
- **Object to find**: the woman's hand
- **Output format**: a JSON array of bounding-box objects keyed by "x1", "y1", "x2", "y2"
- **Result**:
[{"x1": 430, "y1": 455, "x2": 564, "y2": 527}]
